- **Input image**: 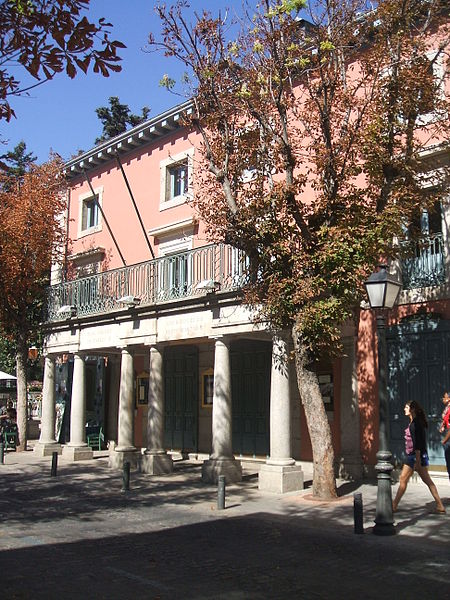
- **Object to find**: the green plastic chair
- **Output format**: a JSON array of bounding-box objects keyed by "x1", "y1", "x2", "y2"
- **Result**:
[
  {"x1": 3, "y1": 431, "x2": 17, "y2": 450},
  {"x1": 87, "y1": 427, "x2": 104, "y2": 450}
]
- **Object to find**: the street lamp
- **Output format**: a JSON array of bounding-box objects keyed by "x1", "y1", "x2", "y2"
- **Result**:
[{"x1": 364, "y1": 264, "x2": 402, "y2": 536}]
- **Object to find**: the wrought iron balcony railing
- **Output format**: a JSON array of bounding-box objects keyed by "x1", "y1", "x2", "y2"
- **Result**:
[
  {"x1": 47, "y1": 243, "x2": 249, "y2": 321},
  {"x1": 400, "y1": 233, "x2": 446, "y2": 290}
]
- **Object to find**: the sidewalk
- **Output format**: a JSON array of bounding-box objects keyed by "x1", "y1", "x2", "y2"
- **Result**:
[{"x1": 1, "y1": 448, "x2": 449, "y2": 599}]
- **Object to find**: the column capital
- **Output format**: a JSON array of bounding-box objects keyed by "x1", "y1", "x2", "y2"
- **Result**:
[
  {"x1": 208, "y1": 334, "x2": 232, "y2": 344},
  {"x1": 117, "y1": 345, "x2": 133, "y2": 354},
  {"x1": 144, "y1": 339, "x2": 161, "y2": 348}
]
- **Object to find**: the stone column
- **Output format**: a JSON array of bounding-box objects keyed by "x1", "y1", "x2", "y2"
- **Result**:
[
  {"x1": 34, "y1": 354, "x2": 62, "y2": 457},
  {"x1": 202, "y1": 337, "x2": 242, "y2": 483},
  {"x1": 338, "y1": 334, "x2": 363, "y2": 479},
  {"x1": 259, "y1": 333, "x2": 304, "y2": 493},
  {"x1": 63, "y1": 353, "x2": 93, "y2": 461},
  {"x1": 141, "y1": 345, "x2": 173, "y2": 474},
  {"x1": 109, "y1": 347, "x2": 139, "y2": 469}
]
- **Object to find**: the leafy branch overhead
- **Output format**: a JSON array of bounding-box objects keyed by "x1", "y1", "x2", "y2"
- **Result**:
[{"x1": 0, "y1": 0, "x2": 125, "y2": 121}]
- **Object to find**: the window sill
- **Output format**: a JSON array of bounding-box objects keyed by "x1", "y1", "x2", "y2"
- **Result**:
[
  {"x1": 159, "y1": 195, "x2": 187, "y2": 211},
  {"x1": 77, "y1": 225, "x2": 102, "y2": 238}
]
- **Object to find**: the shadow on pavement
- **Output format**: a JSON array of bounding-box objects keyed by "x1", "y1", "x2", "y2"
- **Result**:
[{"x1": 1, "y1": 512, "x2": 450, "y2": 600}]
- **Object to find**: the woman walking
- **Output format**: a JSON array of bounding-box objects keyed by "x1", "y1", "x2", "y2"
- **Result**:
[
  {"x1": 439, "y1": 392, "x2": 450, "y2": 480},
  {"x1": 393, "y1": 400, "x2": 446, "y2": 514}
]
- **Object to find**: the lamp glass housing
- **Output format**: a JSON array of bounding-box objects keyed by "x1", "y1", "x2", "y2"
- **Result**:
[{"x1": 364, "y1": 266, "x2": 402, "y2": 309}]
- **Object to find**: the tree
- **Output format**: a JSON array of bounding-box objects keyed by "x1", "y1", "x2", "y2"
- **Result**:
[
  {"x1": 151, "y1": 0, "x2": 450, "y2": 497},
  {"x1": 0, "y1": 141, "x2": 38, "y2": 390},
  {"x1": 0, "y1": 140, "x2": 37, "y2": 177},
  {"x1": 0, "y1": 156, "x2": 68, "y2": 450},
  {"x1": 95, "y1": 96, "x2": 151, "y2": 143},
  {"x1": 0, "y1": 0, "x2": 125, "y2": 121}
]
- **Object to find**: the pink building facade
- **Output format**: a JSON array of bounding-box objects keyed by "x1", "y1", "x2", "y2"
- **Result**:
[{"x1": 36, "y1": 42, "x2": 450, "y2": 490}]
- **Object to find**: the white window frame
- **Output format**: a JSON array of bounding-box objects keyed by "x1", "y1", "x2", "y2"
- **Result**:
[
  {"x1": 159, "y1": 148, "x2": 194, "y2": 211},
  {"x1": 77, "y1": 186, "x2": 103, "y2": 238}
]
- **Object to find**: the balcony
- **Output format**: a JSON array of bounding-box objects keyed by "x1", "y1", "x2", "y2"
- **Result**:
[
  {"x1": 400, "y1": 233, "x2": 446, "y2": 290},
  {"x1": 47, "y1": 244, "x2": 248, "y2": 322}
]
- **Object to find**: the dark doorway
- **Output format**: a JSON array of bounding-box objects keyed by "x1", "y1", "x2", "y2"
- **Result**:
[
  {"x1": 231, "y1": 340, "x2": 271, "y2": 457},
  {"x1": 164, "y1": 346, "x2": 198, "y2": 453},
  {"x1": 387, "y1": 315, "x2": 450, "y2": 465}
]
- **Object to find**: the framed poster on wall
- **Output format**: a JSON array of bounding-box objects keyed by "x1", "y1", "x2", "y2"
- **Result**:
[
  {"x1": 201, "y1": 368, "x2": 214, "y2": 408},
  {"x1": 136, "y1": 371, "x2": 149, "y2": 406}
]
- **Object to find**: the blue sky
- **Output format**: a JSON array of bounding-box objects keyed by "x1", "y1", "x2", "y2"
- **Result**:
[{"x1": 1, "y1": 0, "x2": 251, "y2": 163}]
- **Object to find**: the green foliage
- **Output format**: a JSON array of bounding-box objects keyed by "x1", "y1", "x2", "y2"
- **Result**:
[
  {"x1": 0, "y1": 141, "x2": 37, "y2": 181},
  {"x1": 95, "y1": 97, "x2": 150, "y2": 144},
  {"x1": 159, "y1": 74, "x2": 175, "y2": 90},
  {"x1": 0, "y1": 334, "x2": 16, "y2": 374}
]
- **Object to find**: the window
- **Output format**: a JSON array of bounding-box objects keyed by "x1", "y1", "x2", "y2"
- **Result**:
[
  {"x1": 78, "y1": 186, "x2": 103, "y2": 238},
  {"x1": 169, "y1": 161, "x2": 188, "y2": 199},
  {"x1": 81, "y1": 196, "x2": 99, "y2": 231},
  {"x1": 160, "y1": 149, "x2": 194, "y2": 210}
]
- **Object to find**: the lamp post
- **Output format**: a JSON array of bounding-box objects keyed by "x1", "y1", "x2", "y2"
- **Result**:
[{"x1": 364, "y1": 264, "x2": 402, "y2": 536}]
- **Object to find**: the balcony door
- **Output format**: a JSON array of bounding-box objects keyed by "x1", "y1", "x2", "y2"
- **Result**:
[
  {"x1": 402, "y1": 200, "x2": 445, "y2": 288},
  {"x1": 157, "y1": 235, "x2": 193, "y2": 301}
]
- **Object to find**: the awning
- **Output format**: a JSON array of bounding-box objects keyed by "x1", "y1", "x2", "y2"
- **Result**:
[{"x1": 0, "y1": 370, "x2": 16, "y2": 380}]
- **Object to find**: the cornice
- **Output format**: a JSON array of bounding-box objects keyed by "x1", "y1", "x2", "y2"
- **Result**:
[{"x1": 64, "y1": 99, "x2": 193, "y2": 179}]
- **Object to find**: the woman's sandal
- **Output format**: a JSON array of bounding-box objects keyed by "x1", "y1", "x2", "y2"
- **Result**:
[{"x1": 434, "y1": 507, "x2": 446, "y2": 514}]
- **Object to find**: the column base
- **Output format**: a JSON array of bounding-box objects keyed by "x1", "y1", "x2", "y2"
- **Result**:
[
  {"x1": 108, "y1": 448, "x2": 140, "y2": 470},
  {"x1": 201, "y1": 457, "x2": 242, "y2": 484},
  {"x1": 258, "y1": 463, "x2": 304, "y2": 494},
  {"x1": 62, "y1": 444, "x2": 94, "y2": 461},
  {"x1": 34, "y1": 442, "x2": 62, "y2": 457},
  {"x1": 140, "y1": 452, "x2": 173, "y2": 475}
]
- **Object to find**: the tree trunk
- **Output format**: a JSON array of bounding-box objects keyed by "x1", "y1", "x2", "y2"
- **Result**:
[
  {"x1": 292, "y1": 322, "x2": 337, "y2": 499},
  {"x1": 15, "y1": 336, "x2": 28, "y2": 452}
]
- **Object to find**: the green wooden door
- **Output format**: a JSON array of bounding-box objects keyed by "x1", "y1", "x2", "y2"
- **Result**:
[
  {"x1": 387, "y1": 316, "x2": 450, "y2": 466},
  {"x1": 164, "y1": 346, "x2": 198, "y2": 453},
  {"x1": 231, "y1": 341, "x2": 271, "y2": 457}
]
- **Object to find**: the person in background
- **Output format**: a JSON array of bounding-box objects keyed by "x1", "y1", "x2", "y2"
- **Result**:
[
  {"x1": 393, "y1": 400, "x2": 446, "y2": 514},
  {"x1": 0, "y1": 400, "x2": 15, "y2": 422},
  {"x1": 439, "y1": 392, "x2": 450, "y2": 481}
]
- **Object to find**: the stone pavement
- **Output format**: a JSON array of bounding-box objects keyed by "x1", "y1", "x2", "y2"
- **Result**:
[{"x1": 0, "y1": 448, "x2": 449, "y2": 600}]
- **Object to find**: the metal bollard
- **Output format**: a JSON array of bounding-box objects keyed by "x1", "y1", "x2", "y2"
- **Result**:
[
  {"x1": 51, "y1": 451, "x2": 58, "y2": 477},
  {"x1": 217, "y1": 475, "x2": 226, "y2": 510},
  {"x1": 353, "y1": 492, "x2": 364, "y2": 534},
  {"x1": 0, "y1": 442, "x2": 4, "y2": 464},
  {"x1": 122, "y1": 461, "x2": 130, "y2": 492}
]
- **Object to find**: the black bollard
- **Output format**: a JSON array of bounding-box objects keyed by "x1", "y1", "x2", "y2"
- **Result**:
[
  {"x1": 122, "y1": 461, "x2": 130, "y2": 492},
  {"x1": 0, "y1": 442, "x2": 4, "y2": 464},
  {"x1": 217, "y1": 475, "x2": 226, "y2": 510},
  {"x1": 353, "y1": 492, "x2": 364, "y2": 534},
  {"x1": 51, "y1": 451, "x2": 58, "y2": 477}
]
